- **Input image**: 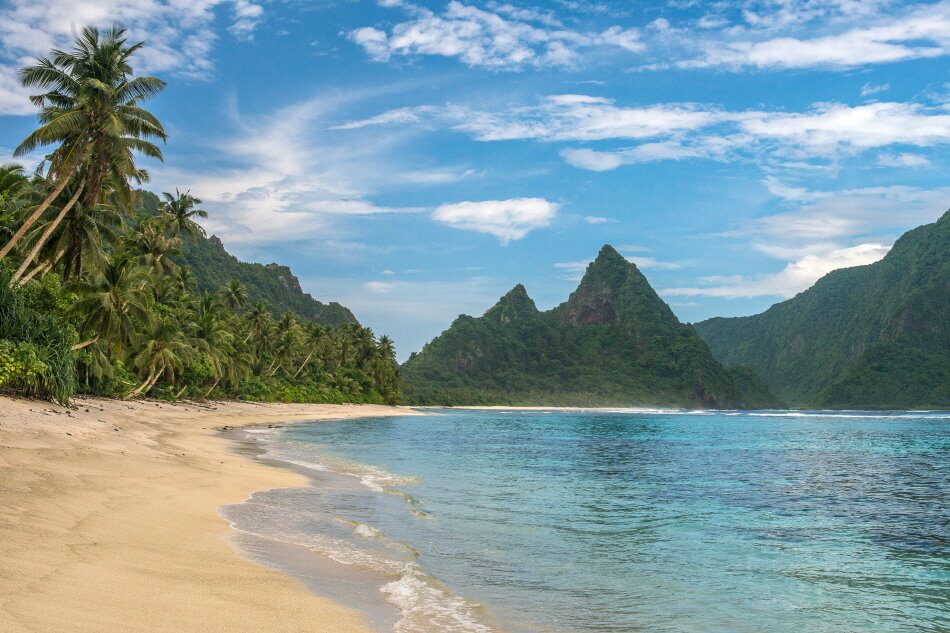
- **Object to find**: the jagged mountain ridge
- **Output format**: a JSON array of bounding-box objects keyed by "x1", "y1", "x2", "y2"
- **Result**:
[
  {"x1": 695, "y1": 209, "x2": 950, "y2": 408},
  {"x1": 402, "y1": 245, "x2": 781, "y2": 408}
]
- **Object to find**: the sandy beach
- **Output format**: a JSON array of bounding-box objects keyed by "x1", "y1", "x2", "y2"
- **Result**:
[{"x1": 0, "y1": 396, "x2": 423, "y2": 633}]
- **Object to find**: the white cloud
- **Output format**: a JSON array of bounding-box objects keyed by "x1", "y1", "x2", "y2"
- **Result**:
[
  {"x1": 583, "y1": 215, "x2": 613, "y2": 224},
  {"x1": 0, "y1": 0, "x2": 265, "y2": 114},
  {"x1": 861, "y1": 81, "x2": 890, "y2": 97},
  {"x1": 345, "y1": 96, "x2": 950, "y2": 171},
  {"x1": 561, "y1": 148, "x2": 623, "y2": 171},
  {"x1": 663, "y1": 243, "x2": 891, "y2": 298},
  {"x1": 364, "y1": 281, "x2": 397, "y2": 293},
  {"x1": 743, "y1": 181, "x2": 950, "y2": 240},
  {"x1": 433, "y1": 197, "x2": 559, "y2": 243},
  {"x1": 876, "y1": 152, "x2": 932, "y2": 168},
  {"x1": 672, "y1": 2, "x2": 950, "y2": 70},
  {"x1": 629, "y1": 256, "x2": 682, "y2": 270},
  {"x1": 150, "y1": 92, "x2": 425, "y2": 251},
  {"x1": 332, "y1": 106, "x2": 437, "y2": 130},
  {"x1": 349, "y1": 0, "x2": 645, "y2": 69}
]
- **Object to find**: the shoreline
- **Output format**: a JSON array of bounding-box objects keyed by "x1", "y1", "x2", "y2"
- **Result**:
[{"x1": 0, "y1": 395, "x2": 425, "y2": 633}]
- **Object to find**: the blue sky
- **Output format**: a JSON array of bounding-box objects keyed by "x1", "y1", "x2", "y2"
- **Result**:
[{"x1": 1, "y1": 0, "x2": 948, "y2": 359}]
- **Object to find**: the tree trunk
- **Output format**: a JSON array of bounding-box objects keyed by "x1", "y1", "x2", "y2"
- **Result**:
[
  {"x1": 11, "y1": 181, "x2": 84, "y2": 285},
  {"x1": 18, "y1": 248, "x2": 65, "y2": 285},
  {"x1": 0, "y1": 175, "x2": 72, "y2": 262},
  {"x1": 70, "y1": 335, "x2": 99, "y2": 351},
  {"x1": 125, "y1": 371, "x2": 157, "y2": 399},
  {"x1": 202, "y1": 377, "x2": 221, "y2": 399},
  {"x1": 293, "y1": 351, "x2": 315, "y2": 378}
]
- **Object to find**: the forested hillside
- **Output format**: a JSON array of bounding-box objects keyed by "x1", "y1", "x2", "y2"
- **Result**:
[
  {"x1": 402, "y1": 246, "x2": 781, "y2": 408},
  {"x1": 695, "y1": 210, "x2": 950, "y2": 408},
  {"x1": 138, "y1": 191, "x2": 356, "y2": 326}
]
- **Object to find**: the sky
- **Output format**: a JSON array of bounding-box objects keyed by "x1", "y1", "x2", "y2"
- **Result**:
[{"x1": 0, "y1": 0, "x2": 948, "y2": 360}]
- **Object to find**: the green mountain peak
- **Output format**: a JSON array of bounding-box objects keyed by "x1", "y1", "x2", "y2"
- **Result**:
[
  {"x1": 402, "y1": 245, "x2": 780, "y2": 409},
  {"x1": 561, "y1": 244, "x2": 674, "y2": 326},
  {"x1": 484, "y1": 284, "x2": 539, "y2": 324}
]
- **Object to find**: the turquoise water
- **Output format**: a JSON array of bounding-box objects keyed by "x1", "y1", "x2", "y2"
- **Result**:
[{"x1": 224, "y1": 409, "x2": 950, "y2": 633}]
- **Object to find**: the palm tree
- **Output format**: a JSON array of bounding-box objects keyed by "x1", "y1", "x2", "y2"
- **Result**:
[
  {"x1": 22, "y1": 187, "x2": 124, "y2": 281},
  {"x1": 0, "y1": 164, "x2": 28, "y2": 205},
  {"x1": 0, "y1": 164, "x2": 33, "y2": 241},
  {"x1": 293, "y1": 322, "x2": 326, "y2": 378},
  {"x1": 159, "y1": 189, "x2": 206, "y2": 242},
  {"x1": 128, "y1": 220, "x2": 180, "y2": 277},
  {"x1": 220, "y1": 279, "x2": 248, "y2": 310},
  {"x1": 1, "y1": 25, "x2": 166, "y2": 265},
  {"x1": 243, "y1": 301, "x2": 272, "y2": 343},
  {"x1": 127, "y1": 315, "x2": 191, "y2": 397},
  {"x1": 70, "y1": 252, "x2": 150, "y2": 350}
]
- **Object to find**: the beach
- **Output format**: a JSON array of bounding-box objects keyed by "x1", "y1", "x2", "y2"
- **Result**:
[{"x1": 0, "y1": 396, "x2": 423, "y2": 633}]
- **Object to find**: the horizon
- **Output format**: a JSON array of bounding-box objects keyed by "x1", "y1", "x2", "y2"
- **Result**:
[{"x1": 2, "y1": 0, "x2": 948, "y2": 360}]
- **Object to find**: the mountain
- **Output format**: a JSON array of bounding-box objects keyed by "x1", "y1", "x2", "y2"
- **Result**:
[
  {"x1": 695, "y1": 210, "x2": 950, "y2": 409},
  {"x1": 402, "y1": 245, "x2": 781, "y2": 408},
  {"x1": 138, "y1": 191, "x2": 357, "y2": 325}
]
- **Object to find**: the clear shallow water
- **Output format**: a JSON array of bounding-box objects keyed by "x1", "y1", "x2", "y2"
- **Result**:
[{"x1": 222, "y1": 409, "x2": 950, "y2": 633}]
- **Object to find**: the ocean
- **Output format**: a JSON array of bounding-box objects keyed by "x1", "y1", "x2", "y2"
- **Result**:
[{"x1": 220, "y1": 409, "x2": 950, "y2": 633}]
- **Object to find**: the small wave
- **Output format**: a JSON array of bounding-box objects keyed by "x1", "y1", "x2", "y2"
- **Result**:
[
  {"x1": 260, "y1": 443, "x2": 421, "y2": 493},
  {"x1": 745, "y1": 412, "x2": 950, "y2": 419},
  {"x1": 383, "y1": 568, "x2": 496, "y2": 633}
]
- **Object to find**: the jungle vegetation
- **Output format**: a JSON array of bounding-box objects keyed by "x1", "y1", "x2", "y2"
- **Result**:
[{"x1": 0, "y1": 26, "x2": 400, "y2": 405}]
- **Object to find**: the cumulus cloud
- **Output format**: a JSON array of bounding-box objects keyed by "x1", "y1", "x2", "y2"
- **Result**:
[
  {"x1": 663, "y1": 243, "x2": 891, "y2": 298},
  {"x1": 348, "y1": 0, "x2": 644, "y2": 69},
  {"x1": 432, "y1": 197, "x2": 559, "y2": 243},
  {"x1": 0, "y1": 0, "x2": 265, "y2": 113}
]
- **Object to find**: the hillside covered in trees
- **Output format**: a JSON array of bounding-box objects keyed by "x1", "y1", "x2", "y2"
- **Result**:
[
  {"x1": 402, "y1": 245, "x2": 781, "y2": 408},
  {"x1": 695, "y1": 210, "x2": 950, "y2": 409},
  {"x1": 0, "y1": 26, "x2": 399, "y2": 406},
  {"x1": 137, "y1": 191, "x2": 356, "y2": 326}
]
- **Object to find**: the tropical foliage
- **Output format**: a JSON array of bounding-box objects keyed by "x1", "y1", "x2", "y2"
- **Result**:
[{"x1": 0, "y1": 26, "x2": 401, "y2": 405}]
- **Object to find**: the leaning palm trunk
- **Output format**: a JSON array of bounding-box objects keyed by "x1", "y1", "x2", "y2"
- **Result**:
[
  {"x1": 0, "y1": 175, "x2": 72, "y2": 262},
  {"x1": 202, "y1": 377, "x2": 221, "y2": 399},
  {"x1": 125, "y1": 370, "x2": 159, "y2": 399},
  {"x1": 11, "y1": 181, "x2": 84, "y2": 285},
  {"x1": 293, "y1": 351, "x2": 316, "y2": 378},
  {"x1": 18, "y1": 243, "x2": 66, "y2": 285},
  {"x1": 70, "y1": 335, "x2": 99, "y2": 351}
]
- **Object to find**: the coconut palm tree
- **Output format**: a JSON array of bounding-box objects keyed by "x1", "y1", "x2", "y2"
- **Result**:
[
  {"x1": 159, "y1": 189, "x2": 206, "y2": 242},
  {"x1": 243, "y1": 301, "x2": 272, "y2": 343},
  {"x1": 70, "y1": 252, "x2": 150, "y2": 350},
  {"x1": 128, "y1": 220, "x2": 180, "y2": 277},
  {"x1": 220, "y1": 279, "x2": 248, "y2": 310},
  {"x1": 127, "y1": 315, "x2": 191, "y2": 397},
  {"x1": 293, "y1": 322, "x2": 326, "y2": 378},
  {"x1": 1, "y1": 25, "x2": 166, "y2": 265}
]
